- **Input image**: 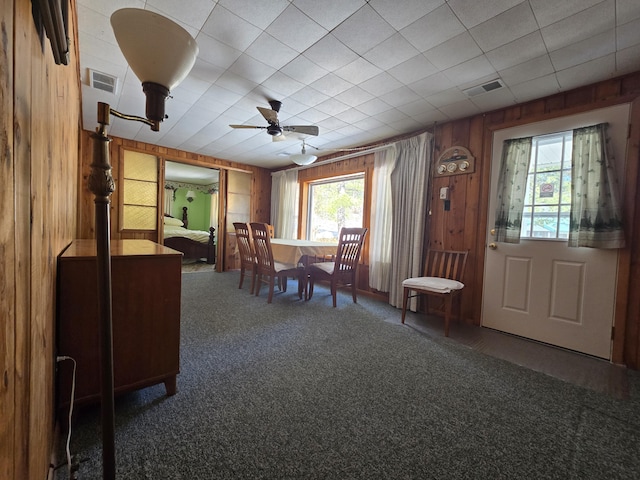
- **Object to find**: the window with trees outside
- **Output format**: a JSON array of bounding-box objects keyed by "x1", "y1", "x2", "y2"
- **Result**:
[
  {"x1": 521, "y1": 131, "x2": 572, "y2": 239},
  {"x1": 306, "y1": 173, "x2": 364, "y2": 242}
]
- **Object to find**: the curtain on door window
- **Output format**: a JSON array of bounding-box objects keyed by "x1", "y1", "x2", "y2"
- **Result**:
[
  {"x1": 369, "y1": 145, "x2": 397, "y2": 291},
  {"x1": 271, "y1": 169, "x2": 298, "y2": 239},
  {"x1": 494, "y1": 137, "x2": 532, "y2": 244},
  {"x1": 389, "y1": 132, "x2": 431, "y2": 309},
  {"x1": 569, "y1": 123, "x2": 625, "y2": 248}
]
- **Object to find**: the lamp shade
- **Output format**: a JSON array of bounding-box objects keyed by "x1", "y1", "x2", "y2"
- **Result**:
[
  {"x1": 110, "y1": 8, "x2": 198, "y2": 91},
  {"x1": 290, "y1": 154, "x2": 317, "y2": 166},
  {"x1": 186, "y1": 190, "x2": 196, "y2": 202}
]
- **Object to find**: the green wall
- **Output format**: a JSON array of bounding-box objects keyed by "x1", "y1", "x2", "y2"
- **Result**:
[{"x1": 173, "y1": 187, "x2": 212, "y2": 232}]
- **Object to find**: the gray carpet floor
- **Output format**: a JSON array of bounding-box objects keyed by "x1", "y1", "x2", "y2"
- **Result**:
[{"x1": 64, "y1": 270, "x2": 640, "y2": 479}]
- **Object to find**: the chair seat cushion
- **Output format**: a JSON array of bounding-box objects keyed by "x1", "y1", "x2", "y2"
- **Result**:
[
  {"x1": 402, "y1": 276, "x2": 464, "y2": 293},
  {"x1": 274, "y1": 261, "x2": 299, "y2": 273},
  {"x1": 310, "y1": 262, "x2": 335, "y2": 275}
]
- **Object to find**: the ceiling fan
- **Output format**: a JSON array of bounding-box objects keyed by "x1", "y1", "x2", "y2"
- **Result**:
[{"x1": 229, "y1": 100, "x2": 319, "y2": 140}]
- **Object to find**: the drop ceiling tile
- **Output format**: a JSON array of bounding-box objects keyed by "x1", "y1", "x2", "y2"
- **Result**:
[
  {"x1": 303, "y1": 34, "x2": 359, "y2": 72},
  {"x1": 363, "y1": 33, "x2": 420, "y2": 71},
  {"x1": 332, "y1": 4, "x2": 395, "y2": 55},
  {"x1": 369, "y1": 0, "x2": 444, "y2": 30},
  {"x1": 470, "y1": 86, "x2": 517, "y2": 111},
  {"x1": 310, "y1": 74, "x2": 354, "y2": 97},
  {"x1": 355, "y1": 98, "x2": 393, "y2": 116},
  {"x1": 617, "y1": 17, "x2": 640, "y2": 50},
  {"x1": 317, "y1": 116, "x2": 350, "y2": 131},
  {"x1": 617, "y1": 44, "x2": 640, "y2": 74},
  {"x1": 397, "y1": 99, "x2": 437, "y2": 117},
  {"x1": 293, "y1": 0, "x2": 365, "y2": 30},
  {"x1": 379, "y1": 86, "x2": 422, "y2": 108},
  {"x1": 485, "y1": 31, "x2": 547, "y2": 71},
  {"x1": 424, "y1": 88, "x2": 467, "y2": 108},
  {"x1": 388, "y1": 116, "x2": 423, "y2": 132},
  {"x1": 387, "y1": 55, "x2": 438, "y2": 85},
  {"x1": 229, "y1": 54, "x2": 277, "y2": 84},
  {"x1": 541, "y1": 2, "x2": 614, "y2": 52},
  {"x1": 617, "y1": 0, "x2": 640, "y2": 24},
  {"x1": 437, "y1": 99, "x2": 481, "y2": 119},
  {"x1": 261, "y1": 72, "x2": 305, "y2": 98},
  {"x1": 376, "y1": 108, "x2": 409, "y2": 124},
  {"x1": 244, "y1": 33, "x2": 299, "y2": 70},
  {"x1": 334, "y1": 58, "x2": 383, "y2": 85},
  {"x1": 423, "y1": 32, "x2": 482, "y2": 70},
  {"x1": 296, "y1": 108, "x2": 330, "y2": 123},
  {"x1": 401, "y1": 4, "x2": 466, "y2": 52},
  {"x1": 499, "y1": 54, "x2": 555, "y2": 86},
  {"x1": 195, "y1": 33, "x2": 243, "y2": 69},
  {"x1": 449, "y1": 0, "x2": 522, "y2": 28},
  {"x1": 200, "y1": 5, "x2": 262, "y2": 51},
  {"x1": 280, "y1": 56, "x2": 329, "y2": 84},
  {"x1": 211, "y1": 71, "x2": 258, "y2": 96},
  {"x1": 78, "y1": 0, "x2": 146, "y2": 19},
  {"x1": 359, "y1": 72, "x2": 403, "y2": 96},
  {"x1": 334, "y1": 86, "x2": 375, "y2": 108},
  {"x1": 529, "y1": 0, "x2": 605, "y2": 28},
  {"x1": 470, "y1": 2, "x2": 539, "y2": 52},
  {"x1": 78, "y1": 32, "x2": 127, "y2": 68},
  {"x1": 443, "y1": 55, "x2": 497, "y2": 87},
  {"x1": 509, "y1": 73, "x2": 561, "y2": 103},
  {"x1": 188, "y1": 58, "x2": 225, "y2": 84},
  {"x1": 550, "y1": 31, "x2": 615, "y2": 71},
  {"x1": 352, "y1": 115, "x2": 386, "y2": 132},
  {"x1": 314, "y1": 98, "x2": 351, "y2": 116},
  {"x1": 335, "y1": 108, "x2": 369, "y2": 125},
  {"x1": 77, "y1": 4, "x2": 116, "y2": 44},
  {"x1": 408, "y1": 72, "x2": 453, "y2": 98},
  {"x1": 266, "y1": 5, "x2": 328, "y2": 53},
  {"x1": 556, "y1": 54, "x2": 616, "y2": 90},
  {"x1": 218, "y1": 0, "x2": 289, "y2": 30},
  {"x1": 147, "y1": 0, "x2": 216, "y2": 30},
  {"x1": 288, "y1": 86, "x2": 330, "y2": 107}
]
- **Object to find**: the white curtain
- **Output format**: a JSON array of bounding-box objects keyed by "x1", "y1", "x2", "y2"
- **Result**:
[
  {"x1": 164, "y1": 187, "x2": 174, "y2": 216},
  {"x1": 369, "y1": 145, "x2": 397, "y2": 291},
  {"x1": 270, "y1": 169, "x2": 299, "y2": 239},
  {"x1": 569, "y1": 123, "x2": 625, "y2": 248},
  {"x1": 389, "y1": 132, "x2": 432, "y2": 309}
]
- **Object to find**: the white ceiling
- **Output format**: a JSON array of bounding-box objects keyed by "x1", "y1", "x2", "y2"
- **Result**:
[{"x1": 77, "y1": 0, "x2": 640, "y2": 169}]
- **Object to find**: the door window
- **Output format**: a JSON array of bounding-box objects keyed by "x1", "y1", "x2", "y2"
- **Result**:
[{"x1": 521, "y1": 132, "x2": 572, "y2": 240}]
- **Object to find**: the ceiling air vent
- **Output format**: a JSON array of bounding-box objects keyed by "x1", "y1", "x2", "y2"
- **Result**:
[
  {"x1": 89, "y1": 69, "x2": 119, "y2": 94},
  {"x1": 463, "y1": 79, "x2": 505, "y2": 97}
]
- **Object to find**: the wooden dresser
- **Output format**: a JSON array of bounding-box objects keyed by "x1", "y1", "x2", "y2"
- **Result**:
[{"x1": 56, "y1": 239, "x2": 182, "y2": 409}]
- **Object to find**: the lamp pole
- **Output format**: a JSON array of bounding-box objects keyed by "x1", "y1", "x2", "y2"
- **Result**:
[{"x1": 88, "y1": 102, "x2": 116, "y2": 480}]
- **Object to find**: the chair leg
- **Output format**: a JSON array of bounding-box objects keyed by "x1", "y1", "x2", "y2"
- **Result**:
[
  {"x1": 401, "y1": 287, "x2": 409, "y2": 324},
  {"x1": 351, "y1": 280, "x2": 357, "y2": 304},
  {"x1": 444, "y1": 295, "x2": 452, "y2": 337},
  {"x1": 267, "y1": 277, "x2": 275, "y2": 304},
  {"x1": 254, "y1": 274, "x2": 261, "y2": 297},
  {"x1": 308, "y1": 277, "x2": 315, "y2": 300},
  {"x1": 331, "y1": 280, "x2": 337, "y2": 308},
  {"x1": 249, "y1": 269, "x2": 256, "y2": 295}
]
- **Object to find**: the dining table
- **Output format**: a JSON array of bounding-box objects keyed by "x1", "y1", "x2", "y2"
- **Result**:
[{"x1": 270, "y1": 238, "x2": 338, "y2": 299}]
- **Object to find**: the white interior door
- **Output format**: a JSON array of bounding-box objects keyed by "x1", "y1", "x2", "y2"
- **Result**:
[{"x1": 481, "y1": 104, "x2": 629, "y2": 359}]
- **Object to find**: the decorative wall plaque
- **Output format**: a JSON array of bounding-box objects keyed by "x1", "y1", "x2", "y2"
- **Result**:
[{"x1": 436, "y1": 146, "x2": 475, "y2": 176}]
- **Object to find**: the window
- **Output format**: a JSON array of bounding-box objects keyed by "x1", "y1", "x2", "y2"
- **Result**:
[
  {"x1": 121, "y1": 150, "x2": 158, "y2": 231},
  {"x1": 306, "y1": 173, "x2": 364, "y2": 242},
  {"x1": 521, "y1": 131, "x2": 572, "y2": 239}
]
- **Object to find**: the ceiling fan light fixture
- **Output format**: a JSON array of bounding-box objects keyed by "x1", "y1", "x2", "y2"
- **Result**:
[
  {"x1": 267, "y1": 124, "x2": 283, "y2": 136},
  {"x1": 290, "y1": 153, "x2": 317, "y2": 166}
]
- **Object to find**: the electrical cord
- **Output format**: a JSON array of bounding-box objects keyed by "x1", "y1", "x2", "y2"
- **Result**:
[{"x1": 57, "y1": 355, "x2": 77, "y2": 479}]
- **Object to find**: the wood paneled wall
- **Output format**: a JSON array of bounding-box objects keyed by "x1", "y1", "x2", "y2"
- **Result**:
[
  {"x1": 298, "y1": 73, "x2": 640, "y2": 369},
  {"x1": 1, "y1": 1, "x2": 82, "y2": 479},
  {"x1": 77, "y1": 130, "x2": 273, "y2": 267}
]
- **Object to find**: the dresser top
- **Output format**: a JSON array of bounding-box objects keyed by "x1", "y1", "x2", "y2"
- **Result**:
[{"x1": 61, "y1": 239, "x2": 182, "y2": 259}]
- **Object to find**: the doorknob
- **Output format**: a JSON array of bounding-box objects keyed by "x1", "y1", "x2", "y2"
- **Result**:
[
  {"x1": 488, "y1": 242, "x2": 497, "y2": 250},
  {"x1": 490, "y1": 228, "x2": 496, "y2": 235}
]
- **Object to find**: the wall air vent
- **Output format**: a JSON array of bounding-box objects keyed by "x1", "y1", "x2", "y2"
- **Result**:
[
  {"x1": 89, "y1": 69, "x2": 119, "y2": 94},
  {"x1": 463, "y1": 79, "x2": 505, "y2": 97}
]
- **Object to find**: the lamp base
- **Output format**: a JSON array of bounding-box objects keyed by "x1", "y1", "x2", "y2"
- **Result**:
[{"x1": 142, "y1": 82, "x2": 170, "y2": 131}]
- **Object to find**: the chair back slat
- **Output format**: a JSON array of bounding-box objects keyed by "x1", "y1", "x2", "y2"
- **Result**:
[
  {"x1": 335, "y1": 227, "x2": 368, "y2": 272},
  {"x1": 425, "y1": 249, "x2": 468, "y2": 282},
  {"x1": 234, "y1": 222, "x2": 255, "y2": 266},
  {"x1": 250, "y1": 223, "x2": 276, "y2": 273}
]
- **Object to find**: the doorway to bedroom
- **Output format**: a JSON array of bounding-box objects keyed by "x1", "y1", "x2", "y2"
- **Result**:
[{"x1": 164, "y1": 161, "x2": 220, "y2": 270}]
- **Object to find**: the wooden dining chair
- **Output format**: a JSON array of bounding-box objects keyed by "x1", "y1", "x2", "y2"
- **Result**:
[
  {"x1": 233, "y1": 222, "x2": 257, "y2": 294},
  {"x1": 308, "y1": 227, "x2": 368, "y2": 307},
  {"x1": 401, "y1": 249, "x2": 468, "y2": 337},
  {"x1": 250, "y1": 222, "x2": 304, "y2": 303}
]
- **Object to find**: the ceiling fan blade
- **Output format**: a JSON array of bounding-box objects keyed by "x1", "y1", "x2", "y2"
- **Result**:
[
  {"x1": 229, "y1": 124, "x2": 267, "y2": 130},
  {"x1": 282, "y1": 125, "x2": 319, "y2": 136},
  {"x1": 257, "y1": 106, "x2": 279, "y2": 124}
]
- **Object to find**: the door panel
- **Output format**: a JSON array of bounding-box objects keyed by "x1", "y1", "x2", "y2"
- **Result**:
[{"x1": 482, "y1": 104, "x2": 629, "y2": 359}]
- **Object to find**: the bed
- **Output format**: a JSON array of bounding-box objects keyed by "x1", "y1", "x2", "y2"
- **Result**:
[{"x1": 163, "y1": 208, "x2": 216, "y2": 264}]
